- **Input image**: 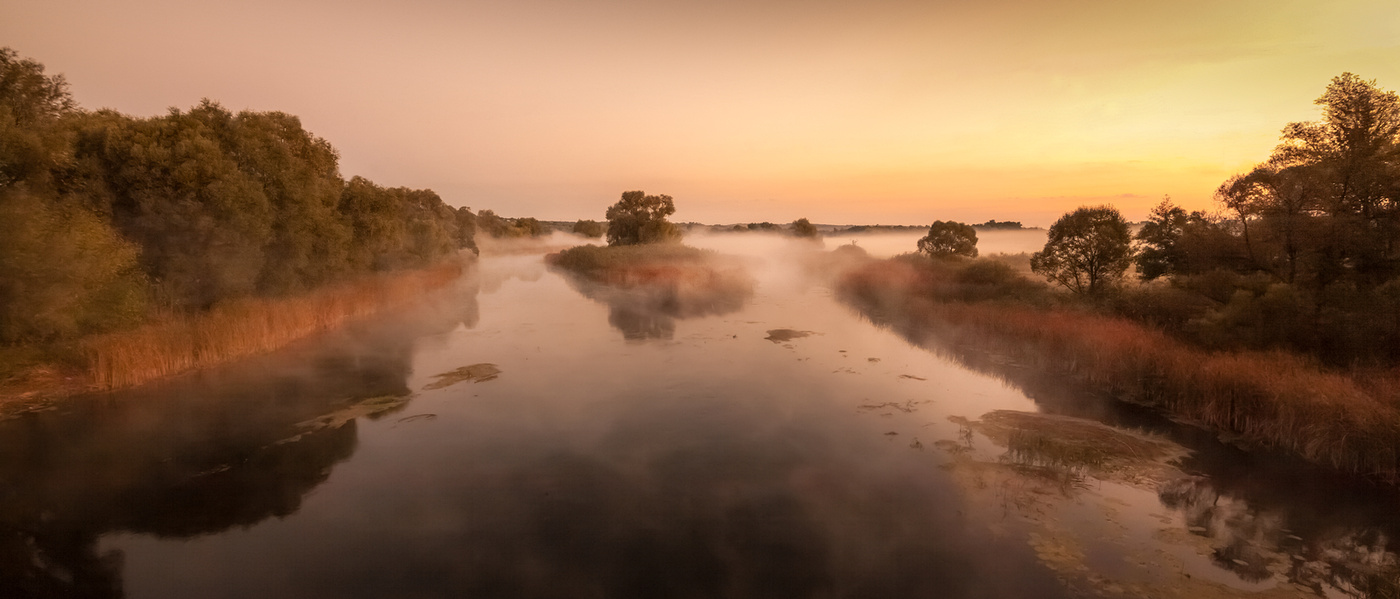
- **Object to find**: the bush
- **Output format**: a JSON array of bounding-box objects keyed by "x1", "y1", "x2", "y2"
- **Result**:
[{"x1": 573, "y1": 219, "x2": 604, "y2": 238}]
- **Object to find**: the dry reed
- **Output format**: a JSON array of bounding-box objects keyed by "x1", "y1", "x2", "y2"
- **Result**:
[
  {"x1": 840, "y1": 259, "x2": 1400, "y2": 482},
  {"x1": 85, "y1": 260, "x2": 464, "y2": 390}
]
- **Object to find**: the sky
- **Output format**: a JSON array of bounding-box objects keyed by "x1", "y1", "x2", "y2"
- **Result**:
[{"x1": 3, "y1": 0, "x2": 1398, "y2": 226}]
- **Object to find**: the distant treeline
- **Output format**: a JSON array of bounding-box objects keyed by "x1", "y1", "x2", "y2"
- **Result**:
[
  {"x1": 0, "y1": 48, "x2": 478, "y2": 344},
  {"x1": 829, "y1": 221, "x2": 1026, "y2": 235}
]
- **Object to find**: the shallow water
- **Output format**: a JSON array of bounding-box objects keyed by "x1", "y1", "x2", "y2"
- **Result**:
[{"x1": 1, "y1": 233, "x2": 1397, "y2": 598}]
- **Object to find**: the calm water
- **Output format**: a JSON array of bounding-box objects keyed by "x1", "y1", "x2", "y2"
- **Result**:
[{"x1": 2, "y1": 232, "x2": 1397, "y2": 598}]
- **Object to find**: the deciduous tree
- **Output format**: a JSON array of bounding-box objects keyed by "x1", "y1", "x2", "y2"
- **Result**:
[
  {"x1": 1031, "y1": 206, "x2": 1132, "y2": 294},
  {"x1": 604, "y1": 191, "x2": 680, "y2": 246},
  {"x1": 916, "y1": 221, "x2": 978, "y2": 258}
]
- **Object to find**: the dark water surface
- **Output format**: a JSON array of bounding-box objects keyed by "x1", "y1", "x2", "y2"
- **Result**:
[{"x1": 2, "y1": 233, "x2": 1397, "y2": 598}]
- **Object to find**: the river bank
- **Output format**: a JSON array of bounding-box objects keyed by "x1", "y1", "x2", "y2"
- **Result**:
[
  {"x1": 0, "y1": 259, "x2": 468, "y2": 417},
  {"x1": 837, "y1": 256, "x2": 1400, "y2": 483}
]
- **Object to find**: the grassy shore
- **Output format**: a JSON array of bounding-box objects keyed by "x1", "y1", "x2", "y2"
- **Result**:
[
  {"x1": 838, "y1": 256, "x2": 1400, "y2": 482},
  {"x1": 1, "y1": 259, "x2": 465, "y2": 405}
]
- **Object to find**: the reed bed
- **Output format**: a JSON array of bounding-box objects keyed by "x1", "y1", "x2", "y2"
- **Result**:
[
  {"x1": 85, "y1": 261, "x2": 463, "y2": 390},
  {"x1": 840, "y1": 259, "x2": 1400, "y2": 482}
]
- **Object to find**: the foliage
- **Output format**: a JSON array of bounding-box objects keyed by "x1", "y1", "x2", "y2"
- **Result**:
[
  {"x1": 604, "y1": 190, "x2": 680, "y2": 246},
  {"x1": 1134, "y1": 198, "x2": 1244, "y2": 280},
  {"x1": 476, "y1": 209, "x2": 548, "y2": 238},
  {"x1": 0, "y1": 47, "x2": 477, "y2": 348},
  {"x1": 1031, "y1": 207, "x2": 1133, "y2": 294},
  {"x1": 839, "y1": 258, "x2": 1400, "y2": 482},
  {"x1": 0, "y1": 47, "x2": 75, "y2": 190},
  {"x1": 0, "y1": 189, "x2": 147, "y2": 342},
  {"x1": 548, "y1": 243, "x2": 716, "y2": 278},
  {"x1": 916, "y1": 220, "x2": 978, "y2": 259},
  {"x1": 572, "y1": 219, "x2": 604, "y2": 238},
  {"x1": 514, "y1": 217, "x2": 548, "y2": 237},
  {"x1": 975, "y1": 220, "x2": 1024, "y2": 230},
  {"x1": 790, "y1": 218, "x2": 819, "y2": 238}
]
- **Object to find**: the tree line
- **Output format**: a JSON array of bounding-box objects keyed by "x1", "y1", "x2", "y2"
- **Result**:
[
  {"x1": 916, "y1": 73, "x2": 1400, "y2": 365},
  {"x1": 0, "y1": 48, "x2": 479, "y2": 344}
]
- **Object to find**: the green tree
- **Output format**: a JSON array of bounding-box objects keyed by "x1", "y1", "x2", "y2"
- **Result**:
[
  {"x1": 73, "y1": 106, "x2": 275, "y2": 308},
  {"x1": 916, "y1": 220, "x2": 978, "y2": 258},
  {"x1": 0, "y1": 189, "x2": 147, "y2": 342},
  {"x1": 513, "y1": 217, "x2": 547, "y2": 237},
  {"x1": 790, "y1": 218, "x2": 819, "y2": 239},
  {"x1": 572, "y1": 219, "x2": 604, "y2": 238},
  {"x1": 0, "y1": 47, "x2": 75, "y2": 191},
  {"x1": 1031, "y1": 206, "x2": 1133, "y2": 294},
  {"x1": 454, "y1": 207, "x2": 479, "y2": 253},
  {"x1": 604, "y1": 190, "x2": 680, "y2": 246}
]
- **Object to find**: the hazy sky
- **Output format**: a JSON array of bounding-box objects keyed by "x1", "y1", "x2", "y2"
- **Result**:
[{"x1": 4, "y1": 0, "x2": 1397, "y2": 225}]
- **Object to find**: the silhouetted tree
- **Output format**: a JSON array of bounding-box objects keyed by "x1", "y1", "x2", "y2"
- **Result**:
[
  {"x1": 604, "y1": 190, "x2": 680, "y2": 246},
  {"x1": 790, "y1": 218, "x2": 819, "y2": 239},
  {"x1": 1263, "y1": 73, "x2": 1400, "y2": 286},
  {"x1": 1031, "y1": 206, "x2": 1132, "y2": 294},
  {"x1": 916, "y1": 221, "x2": 978, "y2": 259}
]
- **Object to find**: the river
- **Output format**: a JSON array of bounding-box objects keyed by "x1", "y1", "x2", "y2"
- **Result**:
[{"x1": 1, "y1": 231, "x2": 1396, "y2": 598}]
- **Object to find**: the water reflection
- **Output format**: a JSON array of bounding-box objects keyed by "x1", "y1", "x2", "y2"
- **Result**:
[
  {"x1": 556, "y1": 268, "x2": 754, "y2": 341},
  {"x1": 0, "y1": 267, "x2": 481, "y2": 599},
  {"x1": 839, "y1": 255, "x2": 1400, "y2": 596}
]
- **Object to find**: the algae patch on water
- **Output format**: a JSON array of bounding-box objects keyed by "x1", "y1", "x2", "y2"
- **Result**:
[
  {"x1": 423, "y1": 363, "x2": 501, "y2": 390},
  {"x1": 764, "y1": 329, "x2": 816, "y2": 343},
  {"x1": 272, "y1": 393, "x2": 414, "y2": 446}
]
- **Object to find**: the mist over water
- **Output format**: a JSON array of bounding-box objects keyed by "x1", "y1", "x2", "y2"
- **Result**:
[{"x1": 2, "y1": 232, "x2": 1397, "y2": 598}]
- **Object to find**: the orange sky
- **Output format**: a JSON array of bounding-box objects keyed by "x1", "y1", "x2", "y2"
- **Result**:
[{"x1": 4, "y1": 0, "x2": 1398, "y2": 225}]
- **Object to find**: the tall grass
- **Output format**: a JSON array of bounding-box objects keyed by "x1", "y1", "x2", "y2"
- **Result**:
[
  {"x1": 840, "y1": 259, "x2": 1400, "y2": 482},
  {"x1": 85, "y1": 260, "x2": 464, "y2": 390}
]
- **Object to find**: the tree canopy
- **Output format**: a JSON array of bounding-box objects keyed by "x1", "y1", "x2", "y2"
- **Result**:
[
  {"x1": 790, "y1": 218, "x2": 819, "y2": 239},
  {"x1": 1031, "y1": 206, "x2": 1132, "y2": 294},
  {"x1": 604, "y1": 190, "x2": 680, "y2": 246},
  {"x1": 572, "y1": 219, "x2": 604, "y2": 238},
  {"x1": 0, "y1": 47, "x2": 478, "y2": 341},
  {"x1": 916, "y1": 221, "x2": 978, "y2": 259}
]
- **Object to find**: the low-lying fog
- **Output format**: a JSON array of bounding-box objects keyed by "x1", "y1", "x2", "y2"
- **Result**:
[{"x1": 3, "y1": 229, "x2": 1396, "y2": 599}]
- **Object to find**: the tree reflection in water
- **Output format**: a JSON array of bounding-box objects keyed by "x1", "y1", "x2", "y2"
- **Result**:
[
  {"x1": 558, "y1": 270, "x2": 753, "y2": 341},
  {"x1": 0, "y1": 267, "x2": 481, "y2": 599}
]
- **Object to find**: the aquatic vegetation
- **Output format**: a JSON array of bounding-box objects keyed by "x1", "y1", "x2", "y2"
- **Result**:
[
  {"x1": 422, "y1": 363, "x2": 501, "y2": 390},
  {"x1": 84, "y1": 260, "x2": 464, "y2": 390},
  {"x1": 840, "y1": 257, "x2": 1400, "y2": 483},
  {"x1": 764, "y1": 329, "x2": 816, "y2": 343},
  {"x1": 283, "y1": 393, "x2": 415, "y2": 442}
]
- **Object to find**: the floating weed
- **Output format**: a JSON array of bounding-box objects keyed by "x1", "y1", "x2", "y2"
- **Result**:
[
  {"x1": 765, "y1": 329, "x2": 817, "y2": 343},
  {"x1": 395, "y1": 413, "x2": 438, "y2": 425},
  {"x1": 423, "y1": 363, "x2": 502, "y2": 390},
  {"x1": 272, "y1": 392, "x2": 414, "y2": 446}
]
